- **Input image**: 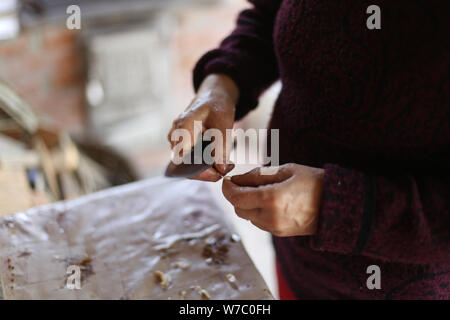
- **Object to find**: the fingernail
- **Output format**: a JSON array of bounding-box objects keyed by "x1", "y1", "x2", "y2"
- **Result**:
[
  {"x1": 223, "y1": 176, "x2": 232, "y2": 181},
  {"x1": 216, "y1": 163, "x2": 235, "y2": 175}
]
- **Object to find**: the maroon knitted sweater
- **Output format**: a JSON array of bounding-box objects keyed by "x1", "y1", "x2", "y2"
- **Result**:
[{"x1": 193, "y1": 0, "x2": 450, "y2": 299}]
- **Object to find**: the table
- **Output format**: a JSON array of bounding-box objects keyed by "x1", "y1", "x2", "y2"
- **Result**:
[{"x1": 0, "y1": 177, "x2": 272, "y2": 299}]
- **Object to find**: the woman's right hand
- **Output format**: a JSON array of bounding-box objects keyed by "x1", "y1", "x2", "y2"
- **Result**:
[{"x1": 167, "y1": 74, "x2": 239, "y2": 182}]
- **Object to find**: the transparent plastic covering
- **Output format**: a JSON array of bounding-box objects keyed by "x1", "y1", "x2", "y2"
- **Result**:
[{"x1": 0, "y1": 177, "x2": 272, "y2": 300}]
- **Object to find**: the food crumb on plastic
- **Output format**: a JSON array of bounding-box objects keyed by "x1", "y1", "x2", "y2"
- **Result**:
[
  {"x1": 154, "y1": 270, "x2": 171, "y2": 289},
  {"x1": 171, "y1": 259, "x2": 190, "y2": 270},
  {"x1": 200, "y1": 289, "x2": 211, "y2": 300},
  {"x1": 226, "y1": 273, "x2": 238, "y2": 289},
  {"x1": 190, "y1": 285, "x2": 211, "y2": 299},
  {"x1": 230, "y1": 234, "x2": 241, "y2": 242}
]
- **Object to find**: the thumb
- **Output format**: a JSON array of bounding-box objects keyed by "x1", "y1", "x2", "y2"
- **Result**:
[{"x1": 231, "y1": 166, "x2": 292, "y2": 187}]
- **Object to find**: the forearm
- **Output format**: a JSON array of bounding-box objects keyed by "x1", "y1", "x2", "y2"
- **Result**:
[
  {"x1": 193, "y1": 0, "x2": 282, "y2": 120},
  {"x1": 197, "y1": 74, "x2": 240, "y2": 108}
]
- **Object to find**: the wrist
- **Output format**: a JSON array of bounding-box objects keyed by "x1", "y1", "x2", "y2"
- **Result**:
[
  {"x1": 199, "y1": 74, "x2": 239, "y2": 107},
  {"x1": 303, "y1": 168, "x2": 325, "y2": 235},
  {"x1": 313, "y1": 168, "x2": 325, "y2": 213}
]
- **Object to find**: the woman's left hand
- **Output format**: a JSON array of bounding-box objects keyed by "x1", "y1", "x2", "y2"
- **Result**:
[{"x1": 222, "y1": 164, "x2": 325, "y2": 237}]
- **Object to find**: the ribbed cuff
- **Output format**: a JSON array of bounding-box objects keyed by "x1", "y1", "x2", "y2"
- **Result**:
[{"x1": 310, "y1": 164, "x2": 376, "y2": 255}]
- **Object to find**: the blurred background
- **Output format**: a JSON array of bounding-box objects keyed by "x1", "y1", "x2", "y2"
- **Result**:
[{"x1": 0, "y1": 0, "x2": 281, "y2": 296}]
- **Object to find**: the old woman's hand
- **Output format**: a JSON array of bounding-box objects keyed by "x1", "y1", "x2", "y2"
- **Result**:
[{"x1": 222, "y1": 164, "x2": 324, "y2": 236}]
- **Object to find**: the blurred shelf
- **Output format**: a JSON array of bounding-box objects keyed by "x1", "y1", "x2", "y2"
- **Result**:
[{"x1": 20, "y1": 0, "x2": 216, "y2": 28}]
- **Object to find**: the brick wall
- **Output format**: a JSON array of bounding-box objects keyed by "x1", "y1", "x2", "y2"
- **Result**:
[
  {"x1": 0, "y1": 25, "x2": 85, "y2": 132},
  {"x1": 172, "y1": 1, "x2": 248, "y2": 113},
  {"x1": 0, "y1": 0, "x2": 249, "y2": 135},
  {"x1": 171, "y1": 0, "x2": 278, "y2": 131}
]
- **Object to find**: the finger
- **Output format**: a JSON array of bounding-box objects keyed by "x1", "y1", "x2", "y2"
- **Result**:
[
  {"x1": 202, "y1": 116, "x2": 233, "y2": 175},
  {"x1": 189, "y1": 167, "x2": 222, "y2": 182},
  {"x1": 168, "y1": 109, "x2": 207, "y2": 151},
  {"x1": 231, "y1": 166, "x2": 293, "y2": 187},
  {"x1": 211, "y1": 123, "x2": 234, "y2": 175},
  {"x1": 234, "y1": 208, "x2": 262, "y2": 221},
  {"x1": 222, "y1": 178, "x2": 267, "y2": 210},
  {"x1": 169, "y1": 120, "x2": 202, "y2": 152}
]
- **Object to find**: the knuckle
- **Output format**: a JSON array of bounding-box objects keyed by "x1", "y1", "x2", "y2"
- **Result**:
[
  {"x1": 260, "y1": 190, "x2": 274, "y2": 203},
  {"x1": 270, "y1": 200, "x2": 281, "y2": 212},
  {"x1": 264, "y1": 193, "x2": 281, "y2": 211},
  {"x1": 274, "y1": 190, "x2": 286, "y2": 209},
  {"x1": 173, "y1": 117, "x2": 185, "y2": 128}
]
